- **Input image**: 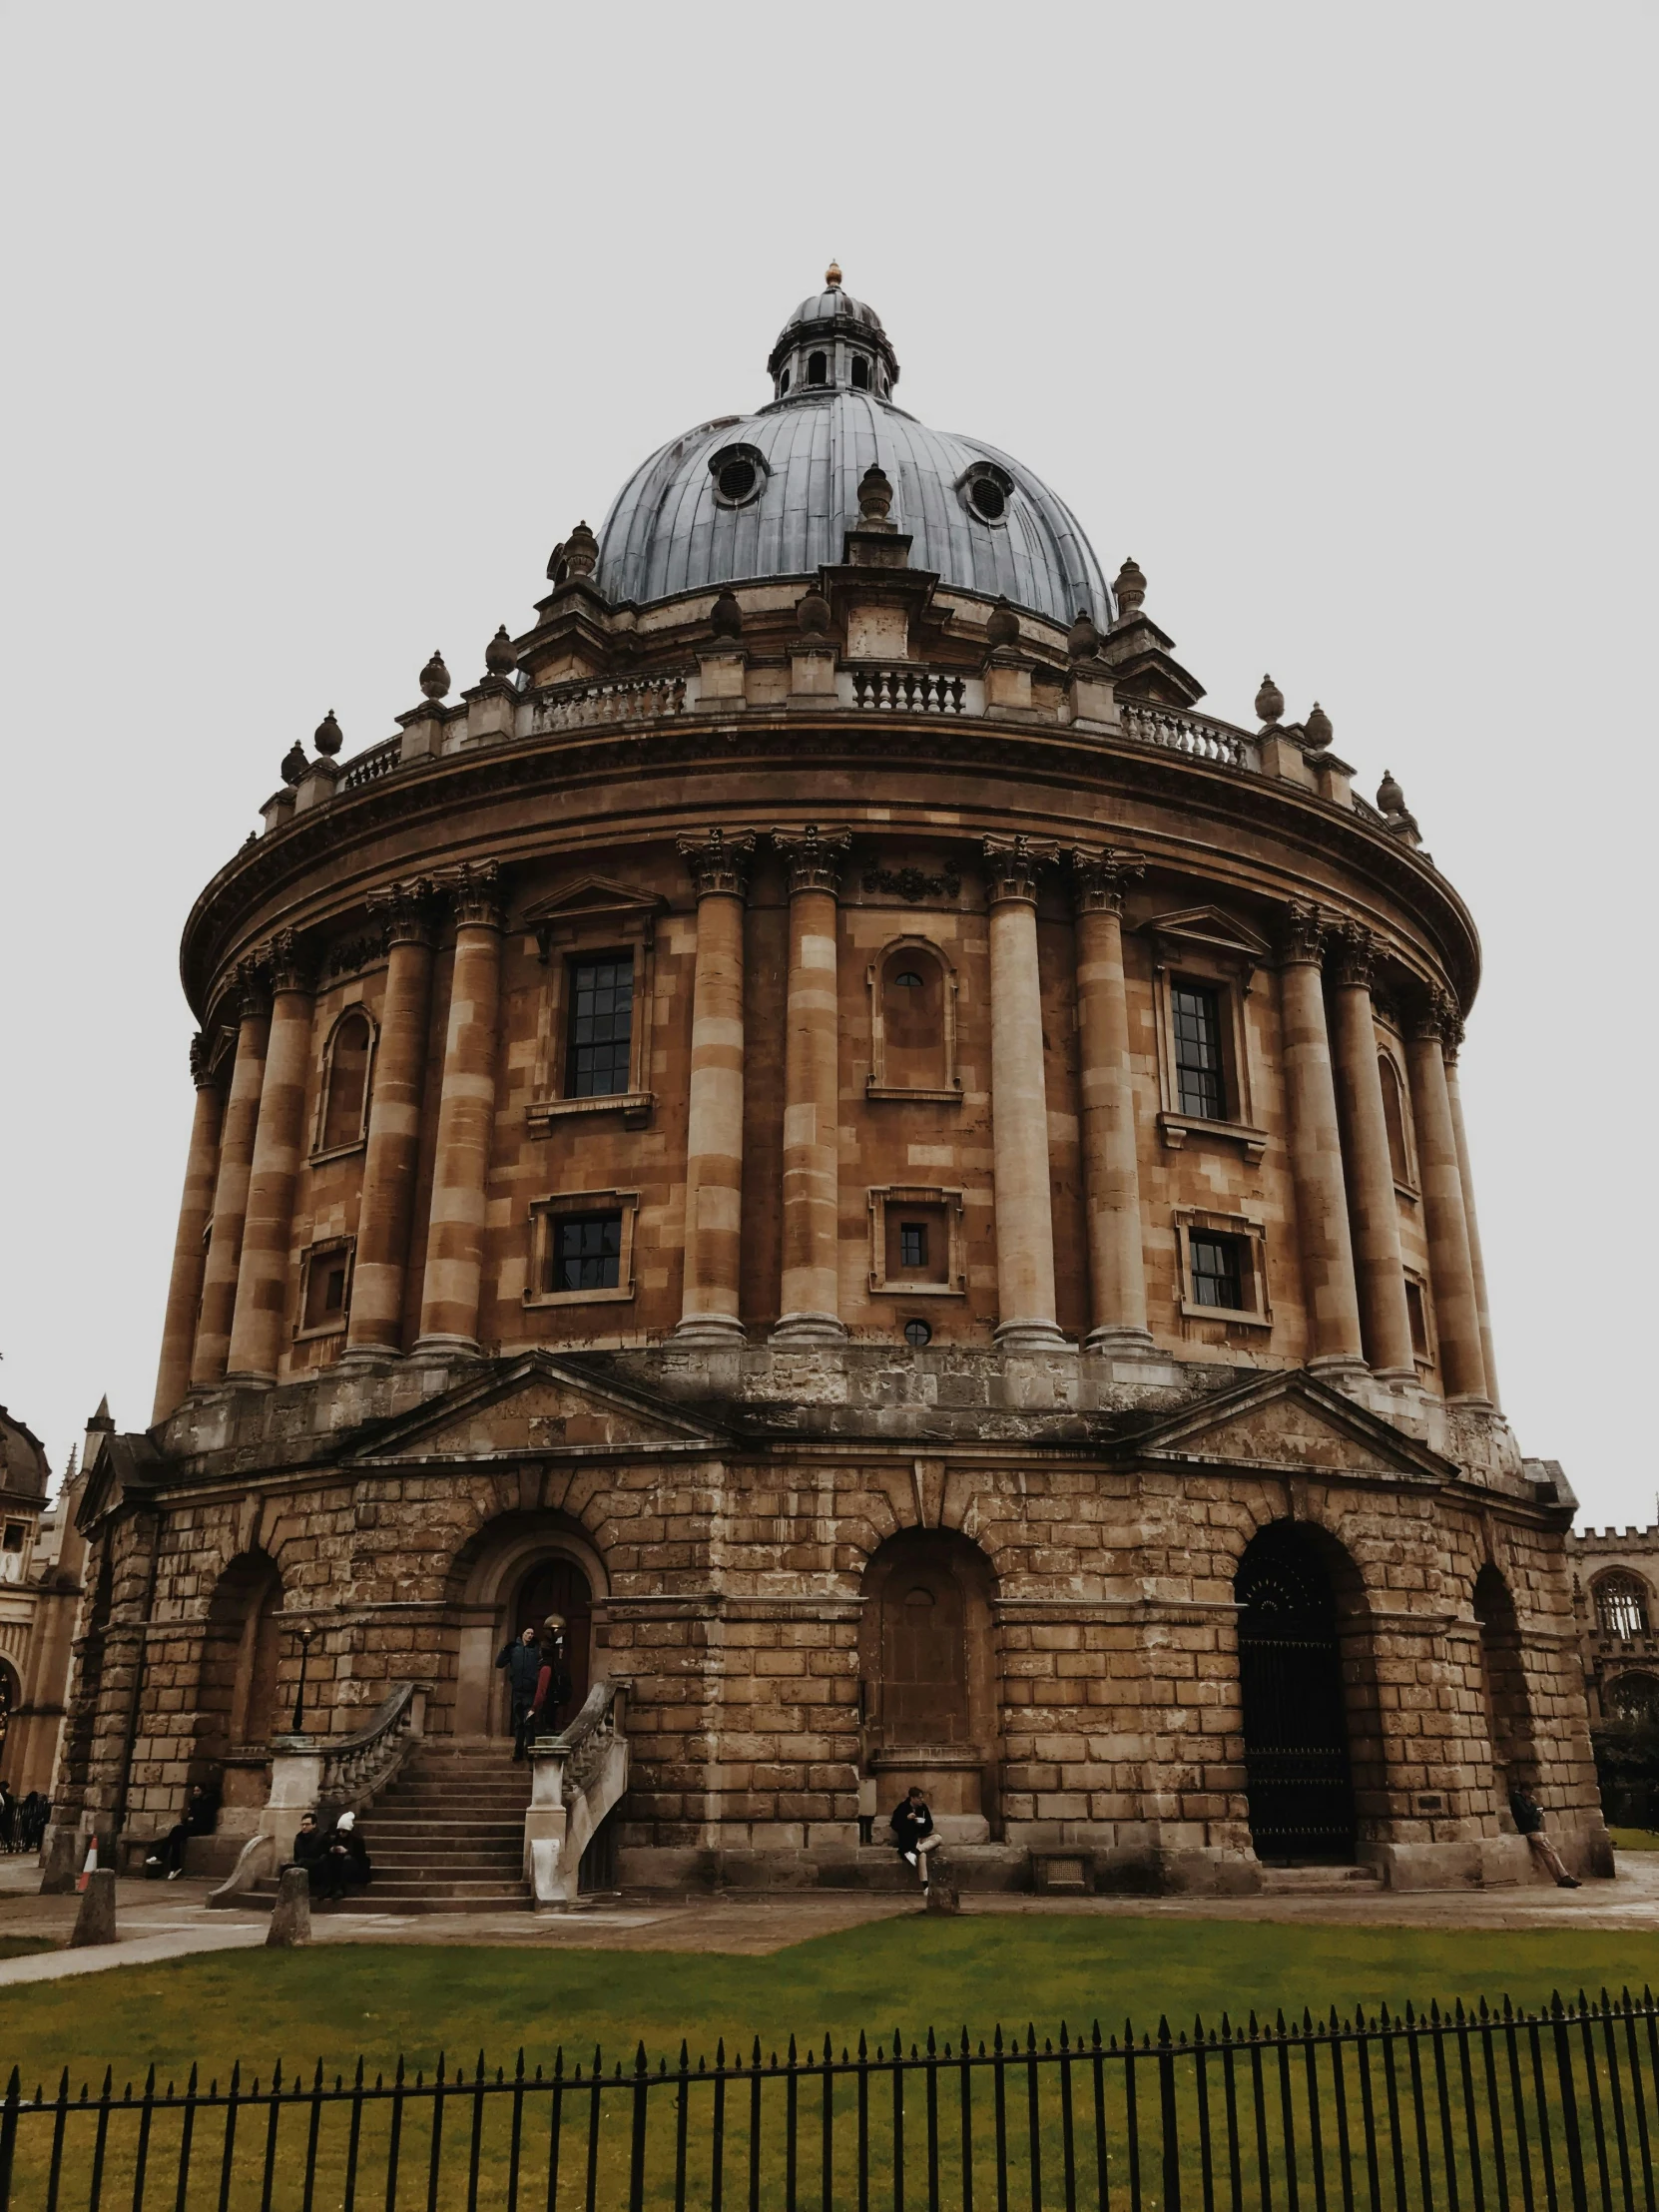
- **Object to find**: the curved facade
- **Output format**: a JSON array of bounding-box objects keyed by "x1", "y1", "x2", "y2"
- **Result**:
[{"x1": 55, "y1": 274, "x2": 1607, "y2": 1899}]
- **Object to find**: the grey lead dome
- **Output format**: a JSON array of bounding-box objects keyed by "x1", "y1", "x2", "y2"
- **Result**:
[{"x1": 596, "y1": 275, "x2": 1114, "y2": 631}]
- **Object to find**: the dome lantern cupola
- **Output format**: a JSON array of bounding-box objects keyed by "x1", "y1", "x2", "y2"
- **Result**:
[{"x1": 767, "y1": 263, "x2": 899, "y2": 400}]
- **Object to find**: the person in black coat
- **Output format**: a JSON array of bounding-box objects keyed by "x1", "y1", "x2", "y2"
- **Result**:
[
  {"x1": 496, "y1": 1626, "x2": 544, "y2": 1760},
  {"x1": 313, "y1": 1811, "x2": 371, "y2": 1904},
  {"x1": 148, "y1": 1779, "x2": 222, "y2": 1880},
  {"x1": 286, "y1": 1812, "x2": 328, "y2": 1886},
  {"x1": 889, "y1": 1786, "x2": 941, "y2": 1893},
  {"x1": 525, "y1": 1619, "x2": 573, "y2": 1743}
]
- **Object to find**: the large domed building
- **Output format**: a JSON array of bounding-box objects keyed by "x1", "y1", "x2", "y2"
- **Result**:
[{"x1": 53, "y1": 271, "x2": 1606, "y2": 1900}]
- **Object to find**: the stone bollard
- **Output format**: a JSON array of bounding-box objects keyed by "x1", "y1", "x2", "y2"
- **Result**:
[
  {"x1": 69, "y1": 1868, "x2": 117, "y2": 1948},
  {"x1": 924, "y1": 1851, "x2": 961, "y2": 1915},
  {"x1": 266, "y1": 1866, "x2": 311, "y2": 1947}
]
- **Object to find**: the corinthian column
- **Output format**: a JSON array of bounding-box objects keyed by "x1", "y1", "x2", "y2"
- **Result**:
[
  {"x1": 415, "y1": 864, "x2": 504, "y2": 1356},
  {"x1": 1278, "y1": 902, "x2": 1365, "y2": 1372},
  {"x1": 1069, "y1": 845, "x2": 1153, "y2": 1355},
  {"x1": 1443, "y1": 1021, "x2": 1501, "y2": 1409},
  {"x1": 345, "y1": 881, "x2": 438, "y2": 1360},
  {"x1": 226, "y1": 933, "x2": 316, "y2": 1383},
  {"x1": 674, "y1": 830, "x2": 754, "y2": 1345},
  {"x1": 152, "y1": 1034, "x2": 226, "y2": 1421},
  {"x1": 190, "y1": 975, "x2": 271, "y2": 1389},
  {"x1": 1329, "y1": 926, "x2": 1415, "y2": 1380},
  {"x1": 1405, "y1": 992, "x2": 1489, "y2": 1403},
  {"x1": 983, "y1": 835, "x2": 1067, "y2": 1352},
  {"x1": 771, "y1": 826, "x2": 848, "y2": 1344}
]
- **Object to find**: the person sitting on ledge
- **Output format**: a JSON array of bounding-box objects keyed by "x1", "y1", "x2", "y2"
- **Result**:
[
  {"x1": 147, "y1": 1776, "x2": 221, "y2": 1882},
  {"x1": 284, "y1": 1811, "x2": 327, "y2": 1886},
  {"x1": 312, "y1": 1809, "x2": 371, "y2": 1904},
  {"x1": 889, "y1": 1785, "x2": 941, "y2": 1894},
  {"x1": 1508, "y1": 1781, "x2": 1582, "y2": 1888}
]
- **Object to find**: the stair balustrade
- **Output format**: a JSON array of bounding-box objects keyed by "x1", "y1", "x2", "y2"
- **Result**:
[{"x1": 524, "y1": 1678, "x2": 631, "y2": 1909}]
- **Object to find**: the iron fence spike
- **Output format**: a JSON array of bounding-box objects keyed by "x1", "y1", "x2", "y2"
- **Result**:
[{"x1": 636, "y1": 2041, "x2": 648, "y2": 2076}]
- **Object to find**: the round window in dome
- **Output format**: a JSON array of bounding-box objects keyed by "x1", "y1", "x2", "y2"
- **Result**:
[
  {"x1": 708, "y1": 442, "x2": 768, "y2": 509},
  {"x1": 958, "y1": 462, "x2": 1015, "y2": 528}
]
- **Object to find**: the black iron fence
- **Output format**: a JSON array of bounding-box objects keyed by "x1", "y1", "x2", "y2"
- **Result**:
[{"x1": 3, "y1": 1985, "x2": 1657, "y2": 2210}]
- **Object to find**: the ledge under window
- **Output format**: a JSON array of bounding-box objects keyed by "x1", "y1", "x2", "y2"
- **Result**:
[
  {"x1": 527, "y1": 1091, "x2": 653, "y2": 1132},
  {"x1": 1157, "y1": 1110, "x2": 1268, "y2": 1163}
]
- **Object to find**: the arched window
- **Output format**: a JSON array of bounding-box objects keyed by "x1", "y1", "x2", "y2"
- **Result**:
[
  {"x1": 1379, "y1": 1053, "x2": 1412, "y2": 1187},
  {"x1": 807, "y1": 350, "x2": 827, "y2": 385},
  {"x1": 1609, "y1": 1672, "x2": 1659, "y2": 1723},
  {"x1": 867, "y1": 940, "x2": 958, "y2": 1100},
  {"x1": 318, "y1": 1008, "x2": 373, "y2": 1153},
  {"x1": 851, "y1": 355, "x2": 869, "y2": 389},
  {"x1": 780, "y1": 367, "x2": 791, "y2": 394},
  {"x1": 1596, "y1": 1573, "x2": 1652, "y2": 1642}
]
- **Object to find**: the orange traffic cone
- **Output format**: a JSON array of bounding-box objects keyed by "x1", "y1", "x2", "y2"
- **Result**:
[{"x1": 75, "y1": 1841, "x2": 97, "y2": 1894}]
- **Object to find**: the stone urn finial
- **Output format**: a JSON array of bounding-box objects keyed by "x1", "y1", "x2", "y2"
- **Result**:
[
  {"x1": 419, "y1": 650, "x2": 450, "y2": 702},
  {"x1": 986, "y1": 599, "x2": 1020, "y2": 652},
  {"x1": 826, "y1": 260, "x2": 842, "y2": 288},
  {"x1": 1377, "y1": 768, "x2": 1406, "y2": 817},
  {"x1": 797, "y1": 588, "x2": 831, "y2": 639},
  {"x1": 709, "y1": 588, "x2": 744, "y2": 640},
  {"x1": 1255, "y1": 674, "x2": 1285, "y2": 726},
  {"x1": 312, "y1": 709, "x2": 343, "y2": 757},
  {"x1": 1303, "y1": 701, "x2": 1333, "y2": 751},
  {"x1": 279, "y1": 741, "x2": 307, "y2": 786},
  {"x1": 485, "y1": 625, "x2": 516, "y2": 677},
  {"x1": 1112, "y1": 557, "x2": 1147, "y2": 620},
  {"x1": 563, "y1": 521, "x2": 599, "y2": 579},
  {"x1": 1067, "y1": 609, "x2": 1101, "y2": 660},
  {"x1": 857, "y1": 465, "x2": 894, "y2": 524}
]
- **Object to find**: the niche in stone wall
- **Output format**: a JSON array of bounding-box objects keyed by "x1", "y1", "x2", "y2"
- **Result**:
[
  {"x1": 866, "y1": 937, "x2": 959, "y2": 1102},
  {"x1": 1473, "y1": 1564, "x2": 1539, "y2": 1795},
  {"x1": 197, "y1": 1551, "x2": 285, "y2": 1799},
  {"x1": 858, "y1": 1527, "x2": 998, "y2": 1840}
]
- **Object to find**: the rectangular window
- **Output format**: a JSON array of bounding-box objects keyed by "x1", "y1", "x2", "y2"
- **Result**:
[
  {"x1": 1404, "y1": 1279, "x2": 1431, "y2": 1362},
  {"x1": 302, "y1": 1249, "x2": 350, "y2": 1333},
  {"x1": 1171, "y1": 983, "x2": 1226, "y2": 1119},
  {"x1": 1188, "y1": 1231, "x2": 1244, "y2": 1311},
  {"x1": 549, "y1": 1212, "x2": 622, "y2": 1293},
  {"x1": 898, "y1": 1223, "x2": 929, "y2": 1271},
  {"x1": 565, "y1": 957, "x2": 634, "y2": 1098}
]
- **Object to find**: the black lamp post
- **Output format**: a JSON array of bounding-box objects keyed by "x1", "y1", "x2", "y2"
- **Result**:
[{"x1": 290, "y1": 1622, "x2": 317, "y2": 1735}]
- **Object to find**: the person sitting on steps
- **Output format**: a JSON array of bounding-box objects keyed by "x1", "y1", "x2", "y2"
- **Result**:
[{"x1": 889, "y1": 1785, "x2": 941, "y2": 1895}]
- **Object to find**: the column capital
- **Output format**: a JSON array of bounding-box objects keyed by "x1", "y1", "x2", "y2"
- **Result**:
[
  {"x1": 678, "y1": 827, "x2": 756, "y2": 899},
  {"x1": 448, "y1": 860, "x2": 504, "y2": 931},
  {"x1": 188, "y1": 1030, "x2": 224, "y2": 1090},
  {"x1": 259, "y1": 928, "x2": 314, "y2": 995},
  {"x1": 225, "y1": 961, "x2": 272, "y2": 1024},
  {"x1": 368, "y1": 875, "x2": 442, "y2": 948},
  {"x1": 1066, "y1": 843, "x2": 1146, "y2": 915},
  {"x1": 982, "y1": 833, "x2": 1056, "y2": 906},
  {"x1": 1410, "y1": 985, "x2": 1464, "y2": 1050},
  {"x1": 771, "y1": 824, "x2": 850, "y2": 896},
  {"x1": 1331, "y1": 921, "x2": 1380, "y2": 990},
  {"x1": 1279, "y1": 898, "x2": 1332, "y2": 967}
]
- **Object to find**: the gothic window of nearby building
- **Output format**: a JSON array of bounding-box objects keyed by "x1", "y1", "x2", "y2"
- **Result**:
[
  {"x1": 565, "y1": 957, "x2": 634, "y2": 1098},
  {"x1": 297, "y1": 1237, "x2": 352, "y2": 1338},
  {"x1": 1173, "y1": 1209, "x2": 1271, "y2": 1327},
  {"x1": 526, "y1": 1190, "x2": 640, "y2": 1309},
  {"x1": 314, "y1": 1007, "x2": 374, "y2": 1156},
  {"x1": 866, "y1": 938, "x2": 959, "y2": 1101},
  {"x1": 867, "y1": 1186, "x2": 965, "y2": 1301},
  {"x1": 1172, "y1": 984, "x2": 1226, "y2": 1118},
  {"x1": 1608, "y1": 1671, "x2": 1659, "y2": 1722},
  {"x1": 1380, "y1": 1051, "x2": 1415, "y2": 1191},
  {"x1": 1595, "y1": 1572, "x2": 1652, "y2": 1642}
]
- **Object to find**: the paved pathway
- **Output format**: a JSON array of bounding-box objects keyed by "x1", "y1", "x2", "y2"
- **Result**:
[{"x1": 0, "y1": 1857, "x2": 1655, "y2": 1983}]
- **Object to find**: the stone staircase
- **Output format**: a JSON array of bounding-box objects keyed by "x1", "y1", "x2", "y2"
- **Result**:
[{"x1": 350, "y1": 1740, "x2": 533, "y2": 1914}]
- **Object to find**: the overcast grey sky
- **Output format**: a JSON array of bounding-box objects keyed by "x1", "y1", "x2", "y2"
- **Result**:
[{"x1": 2, "y1": 3, "x2": 1653, "y2": 1521}]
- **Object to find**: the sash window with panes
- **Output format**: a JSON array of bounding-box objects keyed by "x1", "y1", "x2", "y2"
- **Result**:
[{"x1": 566, "y1": 958, "x2": 633, "y2": 1098}]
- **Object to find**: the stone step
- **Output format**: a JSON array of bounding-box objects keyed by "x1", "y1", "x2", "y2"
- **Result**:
[{"x1": 1258, "y1": 1864, "x2": 1384, "y2": 1893}]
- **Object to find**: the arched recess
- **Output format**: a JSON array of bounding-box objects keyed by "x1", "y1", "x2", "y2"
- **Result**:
[
  {"x1": 313, "y1": 1006, "x2": 376, "y2": 1156},
  {"x1": 1235, "y1": 1519, "x2": 1379, "y2": 1865},
  {"x1": 447, "y1": 1511, "x2": 610, "y2": 1741},
  {"x1": 866, "y1": 938, "x2": 959, "y2": 1101},
  {"x1": 1607, "y1": 1669, "x2": 1659, "y2": 1723},
  {"x1": 857, "y1": 1527, "x2": 998, "y2": 1841},
  {"x1": 1472, "y1": 1563, "x2": 1538, "y2": 1798},
  {"x1": 197, "y1": 1551, "x2": 285, "y2": 1773},
  {"x1": 1379, "y1": 1051, "x2": 1414, "y2": 1188}
]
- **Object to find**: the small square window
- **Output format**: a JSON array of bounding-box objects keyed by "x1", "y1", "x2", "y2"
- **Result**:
[
  {"x1": 299, "y1": 1243, "x2": 351, "y2": 1336},
  {"x1": 565, "y1": 957, "x2": 634, "y2": 1099},
  {"x1": 898, "y1": 1223, "x2": 928, "y2": 1271},
  {"x1": 1188, "y1": 1232, "x2": 1244, "y2": 1311},
  {"x1": 548, "y1": 1212, "x2": 623, "y2": 1293}
]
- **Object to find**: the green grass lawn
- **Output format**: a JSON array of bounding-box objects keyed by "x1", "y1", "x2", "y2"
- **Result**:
[
  {"x1": 4, "y1": 1917, "x2": 1658, "y2": 2090},
  {"x1": 1610, "y1": 1824, "x2": 1659, "y2": 1850},
  {"x1": 0, "y1": 1936, "x2": 52, "y2": 1963}
]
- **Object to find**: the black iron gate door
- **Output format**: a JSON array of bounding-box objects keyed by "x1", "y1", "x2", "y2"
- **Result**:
[{"x1": 1236, "y1": 1532, "x2": 1357, "y2": 1863}]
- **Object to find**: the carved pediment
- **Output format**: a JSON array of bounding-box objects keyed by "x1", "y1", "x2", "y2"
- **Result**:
[
  {"x1": 75, "y1": 1430, "x2": 161, "y2": 1533},
  {"x1": 1143, "y1": 905, "x2": 1273, "y2": 966},
  {"x1": 1119, "y1": 1371, "x2": 1454, "y2": 1485},
  {"x1": 350, "y1": 1353, "x2": 726, "y2": 1463},
  {"x1": 521, "y1": 877, "x2": 663, "y2": 956}
]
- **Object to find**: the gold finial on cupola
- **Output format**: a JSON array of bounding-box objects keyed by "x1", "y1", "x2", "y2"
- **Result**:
[{"x1": 825, "y1": 260, "x2": 842, "y2": 288}]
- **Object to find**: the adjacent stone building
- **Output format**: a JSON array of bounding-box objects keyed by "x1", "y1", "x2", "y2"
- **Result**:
[
  {"x1": 0, "y1": 1408, "x2": 86, "y2": 1799},
  {"x1": 53, "y1": 271, "x2": 1609, "y2": 1895},
  {"x1": 1569, "y1": 1524, "x2": 1659, "y2": 1723}
]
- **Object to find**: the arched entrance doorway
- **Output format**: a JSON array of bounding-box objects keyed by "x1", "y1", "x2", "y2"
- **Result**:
[
  {"x1": 858, "y1": 1528, "x2": 997, "y2": 1840},
  {"x1": 200, "y1": 1552, "x2": 285, "y2": 1759},
  {"x1": 1236, "y1": 1522, "x2": 1357, "y2": 1864},
  {"x1": 448, "y1": 1512, "x2": 608, "y2": 1741},
  {"x1": 507, "y1": 1555, "x2": 593, "y2": 1725},
  {"x1": 1473, "y1": 1564, "x2": 1537, "y2": 1797}
]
